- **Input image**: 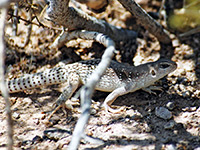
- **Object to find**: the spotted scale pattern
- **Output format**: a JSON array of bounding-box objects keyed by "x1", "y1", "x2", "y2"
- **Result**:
[
  {"x1": 7, "y1": 67, "x2": 69, "y2": 93},
  {"x1": 76, "y1": 59, "x2": 123, "y2": 92},
  {"x1": 5, "y1": 59, "x2": 177, "y2": 113}
]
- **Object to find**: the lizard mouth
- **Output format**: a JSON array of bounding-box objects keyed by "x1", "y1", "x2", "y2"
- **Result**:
[{"x1": 170, "y1": 61, "x2": 177, "y2": 72}]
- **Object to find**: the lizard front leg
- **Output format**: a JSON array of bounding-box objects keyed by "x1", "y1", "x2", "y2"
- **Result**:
[{"x1": 102, "y1": 86, "x2": 129, "y2": 113}]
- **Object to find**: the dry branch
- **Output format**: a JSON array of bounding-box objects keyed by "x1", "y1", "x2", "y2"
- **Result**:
[
  {"x1": 0, "y1": 4, "x2": 13, "y2": 150},
  {"x1": 0, "y1": 0, "x2": 20, "y2": 7},
  {"x1": 46, "y1": 0, "x2": 137, "y2": 44},
  {"x1": 68, "y1": 31, "x2": 115, "y2": 150},
  {"x1": 12, "y1": 3, "x2": 18, "y2": 36},
  {"x1": 22, "y1": 0, "x2": 33, "y2": 47},
  {"x1": 118, "y1": 0, "x2": 171, "y2": 44}
]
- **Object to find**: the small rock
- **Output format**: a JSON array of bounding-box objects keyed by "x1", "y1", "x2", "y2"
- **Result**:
[
  {"x1": 160, "y1": 136, "x2": 170, "y2": 143},
  {"x1": 172, "y1": 39, "x2": 180, "y2": 47},
  {"x1": 166, "y1": 102, "x2": 175, "y2": 110},
  {"x1": 164, "y1": 120, "x2": 175, "y2": 129},
  {"x1": 125, "y1": 118, "x2": 130, "y2": 123},
  {"x1": 164, "y1": 144, "x2": 176, "y2": 150},
  {"x1": 90, "y1": 108, "x2": 97, "y2": 115},
  {"x1": 182, "y1": 106, "x2": 197, "y2": 112},
  {"x1": 32, "y1": 135, "x2": 43, "y2": 143},
  {"x1": 191, "y1": 81, "x2": 196, "y2": 86},
  {"x1": 155, "y1": 107, "x2": 172, "y2": 120},
  {"x1": 182, "y1": 91, "x2": 190, "y2": 97},
  {"x1": 44, "y1": 128, "x2": 70, "y2": 140},
  {"x1": 12, "y1": 112, "x2": 20, "y2": 119}
]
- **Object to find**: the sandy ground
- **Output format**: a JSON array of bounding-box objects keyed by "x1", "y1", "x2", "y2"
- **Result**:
[{"x1": 0, "y1": 0, "x2": 200, "y2": 149}]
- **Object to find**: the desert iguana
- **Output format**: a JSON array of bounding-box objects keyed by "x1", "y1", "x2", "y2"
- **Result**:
[{"x1": 6, "y1": 58, "x2": 177, "y2": 113}]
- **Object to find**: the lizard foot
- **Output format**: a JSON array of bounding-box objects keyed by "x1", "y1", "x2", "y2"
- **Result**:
[
  {"x1": 48, "y1": 98, "x2": 79, "y2": 120},
  {"x1": 102, "y1": 104, "x2": 125, "y2": 114},
  {"x1": 142, "y1": 86, "x2": 163, "y2": 95}
]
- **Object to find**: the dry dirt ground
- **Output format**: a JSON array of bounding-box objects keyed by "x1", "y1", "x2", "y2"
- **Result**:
[{"x1": 0, "y1": 0, "x2": 200, "y2": 149}]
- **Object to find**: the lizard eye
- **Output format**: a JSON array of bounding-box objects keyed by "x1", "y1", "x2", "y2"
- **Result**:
[{"x1": 160, "y1": 63, "x2": 170, "y2": 69}]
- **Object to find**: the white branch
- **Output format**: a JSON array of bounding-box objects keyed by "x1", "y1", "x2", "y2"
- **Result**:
[
  {"x1": 0, "y1": 4, "x2": 13, "y2": 150},
  {"x1": 46, "y1": 0, "x2": 137, "y2": 47},
  {"x1": 68, "y1": 31, "x2": 115, "y2": 150}
]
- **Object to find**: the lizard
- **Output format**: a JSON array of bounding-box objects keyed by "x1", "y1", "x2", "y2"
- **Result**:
[{"x1": 5, "y1": 58, "x2": 177, "y2": 113}]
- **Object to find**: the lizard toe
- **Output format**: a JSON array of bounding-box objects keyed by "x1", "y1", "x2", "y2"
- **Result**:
[
  {"x1": 102, "y1": 103, "x2": 125, "y2": 114},
  {"x1": 48, "y1": 100, "x2": 74, "y2": 120},
  {"x1": 108, "y1": 106, "x2": 125, "y2": 114}
]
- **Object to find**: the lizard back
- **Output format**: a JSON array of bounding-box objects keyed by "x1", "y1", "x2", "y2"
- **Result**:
[{"x1": 6, "y1": 59, "x2": 177, "y2": 93}]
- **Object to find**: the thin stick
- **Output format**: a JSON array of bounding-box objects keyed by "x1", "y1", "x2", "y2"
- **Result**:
[
  {"x1": 12, "y1": 3, "x2": 18, "y2": 36},
  {"x1": 179, "y1": 26, "x2": 200, "y2": 37},
  {"x1": 118, "y1": 0, "x2": 171, "y2": 44},
  {"x1": 22, "y1": 0, "x2": 33, "y2": 47},
  {"x1": 0, "y1": 5, "x2": 13, "y2": 150},
  {"x1": 68, "y1": 31, "x2": 115, "y2": 150},
  {"x1": 46, "y1": 0, "x2": 137, "y2": 44}
]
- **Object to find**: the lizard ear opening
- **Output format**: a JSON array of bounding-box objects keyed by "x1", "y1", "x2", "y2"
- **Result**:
[{"x1": 150, "y1": 68, "x2": 156, "y2": 77}]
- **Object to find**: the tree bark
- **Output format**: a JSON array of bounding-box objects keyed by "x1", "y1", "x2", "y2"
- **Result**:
[
  {"x1": 46, "y1": 0, "x2": 137, "y2": 42},
  {"x1": 118, "y1": 0, "x2": 171, "y2": 44}
]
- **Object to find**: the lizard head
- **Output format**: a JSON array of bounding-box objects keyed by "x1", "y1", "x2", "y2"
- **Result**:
[{"x1": 148, "y1": 59, "x2": 177, "y2": 81}]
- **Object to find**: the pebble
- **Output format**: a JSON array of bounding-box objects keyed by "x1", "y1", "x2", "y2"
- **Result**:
[
  {"x1": 182, "y1": 106, "x2": 197, "y2": 112},
  {"x1": 164, "y1": 144, "x2": 176, "y2": 150},
  {"x1": 164, "y1": 120, "x2": 175, "y2": 129},
  {"x1": 172, "y1": 39, "x2": 180, "y2": 47},
  {"x1": 90, "y1": 108, "x2": 97, "y2": 115},
  {"x1": 12, "y1": 112, "x2": 20, "y2": 119},
  {"x1": 182, "y1": 91, "x2": 190, "y2": 97},
  {"x1": 155, "y1": 107, "x2": 172, "y2": 120},
  {"x1": 44, "y1": 128, "x2": 70, "y2": 140},
  {"x1": 166, "y1": 102, "x2": 175, "y2": 110}
]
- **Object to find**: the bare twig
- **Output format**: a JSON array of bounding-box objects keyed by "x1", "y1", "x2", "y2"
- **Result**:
[
  {"x1": 118, "y1": 0, "x2": 171, "y2": 44},
  {"x1": 12, "y1": 3, "x2": 18, "y2": 36},
  {"x1": 0, "y1": 5, "x2": 13, "y2": 150},
  {"x1": 8, "y1": 13, "x2": 62, "y2": 31},
  {"x1": 50, "y1": 28, "x2": 118, "y2": 49},
  {"x1": 22, "y1": 0, "x2": 33, "y2": 47},
  {"x1": 0, "y1": 0, "x2": 21, "y2": 7},
  {"x1": 46, "y1": 0, "x2": 137, "y2": 45},
  {"x1": 68, "y1": 31, "x2": 115, "y2": 150},
  {"x1": 179, "y1": 26, "x2": 200, "y2": 37}
]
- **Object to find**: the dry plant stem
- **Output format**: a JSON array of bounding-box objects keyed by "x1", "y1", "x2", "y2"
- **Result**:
[
  {"x1": 50, "y1": 29, "x2": 117, "y2": 49},
  {"x1": 22, "y1": 0, "x2": 32, "y2": 47},
  {"x1": 0, "y1": 0, "x2": 21, "y2": 7},
  {"x1": 12, "y1": 3, "x2": 18, "y2": 36},
  {"x1": 8, "y1": 13, "x2": 62, "y2": 31},
  {"x1": 179, "y1": 26, "x2": 200, "y2": 37},
  {"x1": 46, "y1": 0, "x2": 137, "y2": 43},
  {"x1": 68, "y1": 33, "x2": 115, "y2": 150},
  {"x1": 50, "y1": 28, "x2": 66, "y2": 49},
  {"x1": 0, "y1": 6, "x2": 13, "y2": 150},
  {"x1": 118, "y1": 0, "x2": 171, "y2": 44}
]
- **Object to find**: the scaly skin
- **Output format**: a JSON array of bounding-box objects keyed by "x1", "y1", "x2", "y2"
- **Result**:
[{"x1": 6, "y1": 59, "x2": 177, "y2": 113}]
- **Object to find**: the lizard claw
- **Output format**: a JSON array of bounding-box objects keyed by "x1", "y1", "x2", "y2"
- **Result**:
[
  {"x1": 55, "y1": 99, "x2": 74, "y2": 111},
  {"x1": 142, "y1": 86, "x2": 163, "y2": 95},
  {"x1": 102, "y1": 103, "x2": 125, "y2": 114},
  {"x1": 48, "y1": 99, "x2": 76, "y2": 121},
  {"x1": 48, "y1": 104, "x2": 66, "y2": 121}
]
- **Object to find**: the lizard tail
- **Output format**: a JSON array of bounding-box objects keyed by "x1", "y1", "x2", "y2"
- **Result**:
[{"x1": 7, "y1": 67, "x2": 68, "y2": 93}]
